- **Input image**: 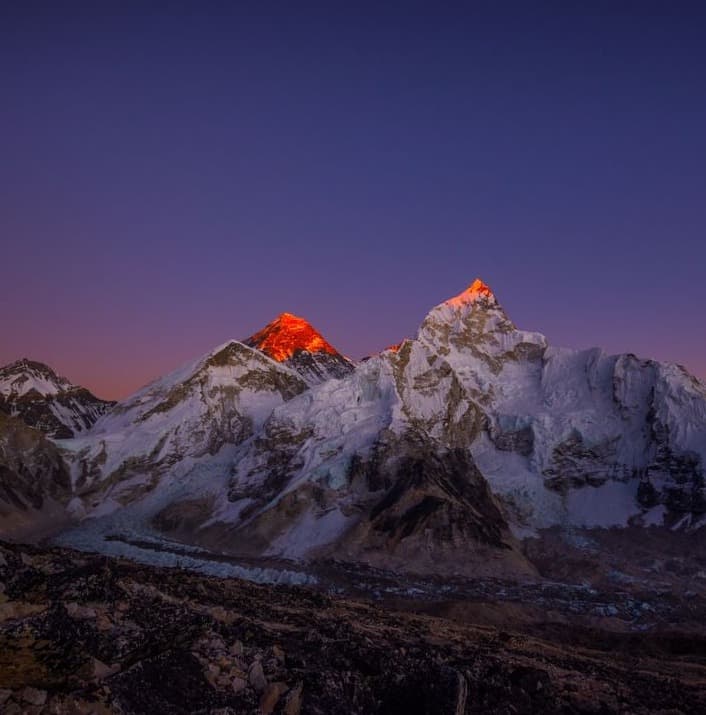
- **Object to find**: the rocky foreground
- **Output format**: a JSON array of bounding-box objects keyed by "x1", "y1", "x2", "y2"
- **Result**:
[{"x1": 1, "y1": 542, "x2": 705, "y2": 714}]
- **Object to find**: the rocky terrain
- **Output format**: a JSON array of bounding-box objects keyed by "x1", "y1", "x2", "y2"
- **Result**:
[{"x1": 1, "y1": 540, "x2": 705, "y2": 715}]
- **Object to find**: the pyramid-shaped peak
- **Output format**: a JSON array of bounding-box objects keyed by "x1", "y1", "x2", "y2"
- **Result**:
[
  {"x1": 444, "y1": 278, "x2": 496, "y2": 308},
  {"x1": 245, "y1": 312, "x2": 340, "y2": 362}
]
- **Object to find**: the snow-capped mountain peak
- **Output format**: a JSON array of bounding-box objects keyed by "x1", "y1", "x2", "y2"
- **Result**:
[
  {"x1": 0, "y1": 359, "x2": 113, "y2": 438},
  {"x1": 0, "y1": 358, "x2": 72, "y2": 398},
  {"x1": 444, "y1": 278, "x2": 496, "y2": 308},
  {"x1": 418, "y1": 278, "x2": 520, "y2": 351},
  {"x1": 245, "y1": 312, "x2": 339, "y2": 362},
  {"x1": 244, "y1": 313, "x2": 354, "y2": 384}
]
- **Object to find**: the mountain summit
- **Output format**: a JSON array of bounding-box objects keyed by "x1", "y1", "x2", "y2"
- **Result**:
[
  {"x1": 245, "y1": 312, "x2": 354, "y2": 384},
  {"x1": 0, "y1": 359, "x2": 113, "y2": 438},
  {"x1": 245, "y1": 313, "x2": 339, "y2": 361},
  {"x1": 444, "y1": 278, "x2": 496, "y2": 307},
  {"x1": 0, "y1": 359, "x2": 73, "y2": 398},
  {"x1": 418, "y1": 277, "x2": 520, "y2": 352}
]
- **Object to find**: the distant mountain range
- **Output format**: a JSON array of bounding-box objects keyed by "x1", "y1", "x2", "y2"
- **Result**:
[{"x1": 1, "y1": 279, "x2": 705, "y2": 579}]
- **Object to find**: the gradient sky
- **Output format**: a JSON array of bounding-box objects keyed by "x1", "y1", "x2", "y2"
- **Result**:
[{"x1": 2, "y1": 2, "x2": 705, "y2": 399}]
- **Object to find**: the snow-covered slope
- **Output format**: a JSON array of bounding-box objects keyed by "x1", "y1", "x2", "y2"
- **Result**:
[
  {"x1": 245, "y1": 312, "x2": 354, "y2": 385},
  {"x1": 0, "y1": 359, "x2": 113, "y2": 438},
  {"x1": 61, "y1": 340, "x2": 309, "y2": 515}
]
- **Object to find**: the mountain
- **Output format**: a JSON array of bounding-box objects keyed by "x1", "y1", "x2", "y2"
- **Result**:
[
  {"x1": 0, "y1": 359, "x2": 113, "y2": 438},
  {"x1": 184, "y1": 277, "x2": 705, "y2": 572},
  {"x1": 244, "y1": 312, "x2": 354, "y2": 384},
  {"x1": 3, "y1": 279, "x2": 706, "y2": 585},
  {"x1": 417, "y1": 279, "x2": 706, "y2": 529}
]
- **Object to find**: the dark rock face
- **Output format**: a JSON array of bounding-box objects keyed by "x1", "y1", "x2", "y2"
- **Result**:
[
  {"x1": 540, "y1": 416, "x2": 705, "y2": 520},
  {"x1": 361, "y1": 437, "x2": 509, "y2": 550},
  {"x1": 286, "y1": 348, "x2": 355, "y2": 384},
  {"x1": 0, "y1": 414, "x2": 71, "y2": 515},
  {"x1": 214, "y1": 432, "x2": 525, "y2": 574},
  {"x1": 0, "y1": 387, "x2": 112, "y2": 439},
  {"x1": 636, "y1": 478, "x2": 660, "y2": 509},
  {"x1": 329, "y1": 434, "x2": 527, "y2": 575},
  {"x1": 647, "y1": 420, "x2": 705, "y2": 515},
  {"x1": 604, "y1": 407, "x2": 706, "y2": 520},
  {"x1": 1, "y1": 541, "x2": 705, "y2": 714},
  {"x1": 542, "y1": 431, "x2": 628, "y2": 492},
  {"x1": 488, "y1": 424, "x2": 534, "y2": 456}
]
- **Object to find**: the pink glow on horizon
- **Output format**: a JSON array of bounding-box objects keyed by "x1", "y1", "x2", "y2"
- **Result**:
[{"x1": 4, "y1": 284, "x2": 703, "y2": 403}]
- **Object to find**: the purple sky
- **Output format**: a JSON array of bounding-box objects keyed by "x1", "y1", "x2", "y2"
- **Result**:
[{"x1": 2, "y1": 2, "x2": 705, "y2": 400}]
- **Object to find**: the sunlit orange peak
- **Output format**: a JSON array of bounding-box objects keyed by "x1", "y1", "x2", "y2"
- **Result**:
[
  {"x1": 445, "y1": 278, "x2": 495, "y2": 307},
  {"x1": 245, "y1": 312, "x2": 339, "y2": 362}
]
